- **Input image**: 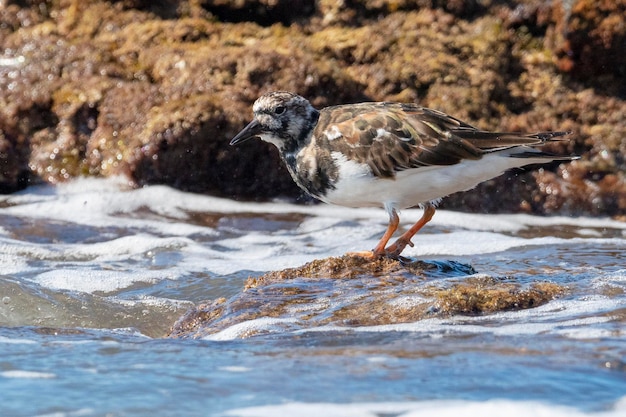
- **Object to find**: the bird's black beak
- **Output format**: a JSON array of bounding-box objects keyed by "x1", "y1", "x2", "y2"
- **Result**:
[{"x1": 230, "y1": 119, "x2": 263, "y2": 146}]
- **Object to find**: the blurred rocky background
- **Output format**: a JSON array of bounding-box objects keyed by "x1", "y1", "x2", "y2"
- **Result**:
[{"x1": 0, "y1": 0, "x2": 624, "y2": 216}]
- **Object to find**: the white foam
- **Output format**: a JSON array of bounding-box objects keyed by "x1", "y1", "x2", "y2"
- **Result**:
[
  {"x1": 198, "y1": 309, "x2": 621, "y2": 342},
  {"x1": 223, "y1": 398, "x2": 626, "y2": 417},
  {"x1": 0, "y1": 335, "x2": 37, "y2": 345},
  {"x1": 7, "y1": 233, "x2": 217, "y2": 293},
  {"x1": 430, "y1": 210, "x2": 626, "y2": 234},
  {"x1": 2, "y1": 177, "x2": 626, "y2": 296},
  {"x1": 33, "y1": 269, "x2": 159, "y2": 293},
  {"x1": 218, "y1": 366, "x2": 252, "y2": 373},
  {"x1": 1, "y1": 370, "x2": 56, "y2": 379},
  {"x1": 202, "y1": 317, "x2": 299, "y2": 341},
  {"x1": 3, "y1": 177, "x2": 625, "y2": 234},
  {"x1": 0, "y1": 252, "x2": 30, "y2": 275},
  {"x1": 592, "y1": 270, "x2": 626, "y2": 289},
  {"x1": 287, "y1": 294, "x2": 626, "y2": 342}
]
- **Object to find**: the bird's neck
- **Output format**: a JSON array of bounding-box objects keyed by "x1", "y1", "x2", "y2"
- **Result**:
[
  {"x1": 279, "y1": 108, "x2": 319, "y2": 164},
  {"x1": 277, "y1": 109, "x2": 338, "y2": 200}
]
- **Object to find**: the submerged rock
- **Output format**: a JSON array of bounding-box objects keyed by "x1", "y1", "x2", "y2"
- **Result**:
[{"x1": 168, "y1": 255, "x2": 565, "y2": 339}]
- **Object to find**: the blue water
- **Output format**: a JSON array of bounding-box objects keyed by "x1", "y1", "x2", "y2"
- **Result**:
[
  {"x1": 0, "y1": 328, "x2": 626, "y2": 416},
  {"x1": 1, "y1": 179, "x2": 625, "y2": 416},
  {"x1": 1, "y1": 326, "x2": 624, "y2": 416}
]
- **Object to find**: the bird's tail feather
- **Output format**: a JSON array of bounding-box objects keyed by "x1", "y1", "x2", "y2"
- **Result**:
[
  {"x1": 456, "y1": 130, "x2": 572, "y2": 151},
  {"x1": 508, "y1": 149, "x2": 580, "y2": 161}
]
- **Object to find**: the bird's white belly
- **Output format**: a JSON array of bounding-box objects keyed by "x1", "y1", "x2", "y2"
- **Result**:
[{"x1": 322, "y1": 151, "x2": 549, "y2": 210}]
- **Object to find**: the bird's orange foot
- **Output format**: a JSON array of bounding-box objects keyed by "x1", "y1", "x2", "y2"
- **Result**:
[
  {"x1": 346, "y1": 250, "x2": 379, "y2": 259},
  {"x1": 346, "y1": 248, "x2": 395, "y2": 259},
  {"x1": 383, "y1": 237, "x2": 413, "y2": 259},
  {"x1": 347, "y1": 239, "x2": 413, "y2": 260}
]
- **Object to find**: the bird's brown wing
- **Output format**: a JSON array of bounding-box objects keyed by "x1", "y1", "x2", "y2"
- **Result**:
[{"x1": 314, "y1": 102, "x2": 570, "y2": 178}]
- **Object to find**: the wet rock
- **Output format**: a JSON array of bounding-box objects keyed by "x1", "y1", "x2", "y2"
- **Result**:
[
  {"x1": 0, "y1": 130, "x2": 28, "y2": 193},
  {"x1": 556, "y1": 0, "x2": 626, "y2": 81},
  {"x1": 168, "y1": 255, "x2": 565, "y2": 339},
  {"x1": 433, "y1": 275, "x2": 564, "y2": 315},
  {"x1": 0, "y1": 0, "x2": 624, "y2": 216},
  {"x1": 202, "y1": 0, "x2": 316, "y2": 26},
  {"x1": 315, "y1": 0, "x2": 485, "y2": 26}
]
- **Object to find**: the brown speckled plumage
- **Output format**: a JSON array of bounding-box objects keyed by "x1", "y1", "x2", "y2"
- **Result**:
[{"x1": 231, "y1": 91, "x2": 576, "y2": 258}]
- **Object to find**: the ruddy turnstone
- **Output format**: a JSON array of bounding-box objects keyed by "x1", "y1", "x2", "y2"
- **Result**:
[{"x1": 231, "y1": 91, "x2": 575, "y2": 258}]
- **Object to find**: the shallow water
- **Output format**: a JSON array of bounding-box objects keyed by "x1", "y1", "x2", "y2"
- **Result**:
[{"x1": 1, "y1": 178, "x2": 625, "y2": 416}]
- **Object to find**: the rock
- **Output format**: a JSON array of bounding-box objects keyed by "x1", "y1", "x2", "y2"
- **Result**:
[
  {"x1": 168, "y1": 255, "x2": 565, "y2": 339},
  {"x1": 0, "y1": 0, "x2": 624, "y2": 216},
  {"x1": 203, "y1": 0, "x2": 316, "y2": 26},
  {"x1": 0, "y1": 130, "x2": 27, "y2": 193},
  {"x1": 556, "y1": 0, "x2": 626, "y2": 82}
]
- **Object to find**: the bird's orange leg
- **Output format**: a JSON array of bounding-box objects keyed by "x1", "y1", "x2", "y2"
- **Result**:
[
  {"x1": 372, "y1": 209, "x2": 400, "y2": 257},
  {"x1": 384, "y1": 204, "x2": 436, "y2": 258},
  {"x1": 347, "y1": 209, "x2": 399, "y2": 259}
]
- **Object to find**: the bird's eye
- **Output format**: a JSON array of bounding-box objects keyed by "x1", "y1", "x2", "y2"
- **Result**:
[{"x1": 274, "y1": 106, "x2": 286, "y2": 115}]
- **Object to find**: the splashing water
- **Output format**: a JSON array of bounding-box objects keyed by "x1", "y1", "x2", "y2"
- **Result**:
[{"x1": 1, "y1": 177, "x2": 625, "y2": 416}]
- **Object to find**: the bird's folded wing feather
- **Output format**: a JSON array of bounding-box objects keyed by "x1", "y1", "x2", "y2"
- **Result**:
[{"x1": 315, "y1": 103, "x2": 570, "y2": 178}]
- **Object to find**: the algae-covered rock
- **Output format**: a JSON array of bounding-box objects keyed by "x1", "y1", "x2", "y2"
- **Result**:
[
  {"x1": 0, "y1": 130, "x2": 26, "y2": 193},
  {"x1": 168, "y1": 255, "x2": 565, "y2": 339},
  {"x1": 432, "y1": 276, "x2": 564, "y2": 315},
  {"x1": 0, "y1": 0, "x2": 624, "y2": 216},
  {"x1": 557, "y1": 0, "x2": 626, "y2": 81}
]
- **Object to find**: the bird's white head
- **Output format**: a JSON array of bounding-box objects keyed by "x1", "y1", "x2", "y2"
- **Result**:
[{"x1": 230, "y1": 91, "x2": 319, "y2": 152}]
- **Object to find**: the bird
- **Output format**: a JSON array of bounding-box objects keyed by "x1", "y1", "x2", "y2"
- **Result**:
[{"x1": 230, "y1": 91, "x2": 576, "y2": 259}]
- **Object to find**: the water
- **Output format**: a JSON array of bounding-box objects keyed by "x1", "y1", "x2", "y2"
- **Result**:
[{"x1": 1, "y1": 177, "x2": 625, "y2": 416}]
